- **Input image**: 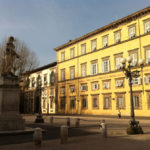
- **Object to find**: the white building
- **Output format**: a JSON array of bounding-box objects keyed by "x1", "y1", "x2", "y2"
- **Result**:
[{"x1": 22, "y1": 62, "x2": 57, "y2": 114}]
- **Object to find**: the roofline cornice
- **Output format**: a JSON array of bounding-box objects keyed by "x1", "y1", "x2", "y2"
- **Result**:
[{"x1": 54, "y1": 6, "x2": 150, "y2": 51}]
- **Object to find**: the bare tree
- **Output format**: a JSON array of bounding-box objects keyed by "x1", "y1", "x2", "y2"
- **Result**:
[{"x1": 0, "y1": 37, "x2": 39, "y2": 78}]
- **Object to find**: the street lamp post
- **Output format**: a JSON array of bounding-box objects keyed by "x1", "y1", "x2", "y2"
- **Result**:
[
  {"x1": 120, "y1": 56, "x2": 144, "y2": 134},
  {"x1": 35, "y1": 76, "x2": 44, "y2": 123}
]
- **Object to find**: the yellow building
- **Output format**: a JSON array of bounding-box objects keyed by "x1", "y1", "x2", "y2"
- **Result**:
[{"x1": 54, "y1": 6, "x2": 150, "y2": 117}]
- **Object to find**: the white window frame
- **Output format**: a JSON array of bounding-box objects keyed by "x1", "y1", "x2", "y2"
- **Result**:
[
  {"x1": 91, "y1": 82, "x2": 99, "y2": 90},
  {"x1": 104, "y1": 97, "x2": 110, "y2": 109},
  {"x1": 144, "y1": 20, "x2": 150, "y2": 33},
  {"x1": 91, "y1": 39, "x2": 97, "y2": 51},
  {"x1": 132, "y1": 77, "x2": 141, "y2": 85},
  {"x1": 103, "y1": 81, "x2": 110, "y2": 89},
  {"x1": 80, "y1": 84, "x2": 87, "y2": 91},
  {"x1": 146, "y1": 49, "x2": 150, "y2": 64},
  {"x1": 70, "y1": 67, "x2": 75, "y2": 79},
  {"x1": 91, "y1": 63, "x2": 98, "y2": 75},
  {"x1": 70, "y1": 48, "x2": 75, "y2": 58},
  {"x1": 129, "y1": 26, "x2": 136, "y2": 38},
  {"x1": 118, "y1": 97, "x2": 124, "y2": 109},
  {"x1": 115, "y1": 56, "x2": 122, "y2": 70},
  {"x1": 70, "y1": 85, "x2": 75, "y2": 93},
  {"x1": 102, "y1": 59, "x2": 110, "y2": 73},
  {"x1": 81, "y1": 63, "x2": 86, "y2": 77},
  {"x1": 133, "y1": 95, "x2": 140, "y2": 108},
  {"x1": 103, "y1": 36, "x2": 108, "y2": 47},
  {"x1": 114, "y1": 31, "x2": 121, "y2": 43},
  {"x1": 81, "y1": 44, "x2": 86, "y2": 55},
  {"x1": 61, "y1": 69, "x2": 65, "y2": 81},
  {"x1": 61, "y1": 52, "x2": 65, "y2": 62},
  {"x1": 116, "y1": 79, "x2": 124, "y2": 87},
  {"x1": 32, "y1": 78, "x2": 35, "y2": 87},
  {"x1": 60, "y1": 87, "x2": 65, "y2": 94},
  {"x1": 130, "y1": 53, "x2": 137, "y2": 66},
  {"x1": 144, "y1": 76, "x2": 150, "y2": 84}
]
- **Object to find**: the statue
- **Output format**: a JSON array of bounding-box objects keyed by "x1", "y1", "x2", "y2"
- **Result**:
[
  {"x1": 2, "y1": 36, "x2": 19, "y2": 76},
  {"x1": 0, "y1": 36, "x2": 25, "y2": 131}
]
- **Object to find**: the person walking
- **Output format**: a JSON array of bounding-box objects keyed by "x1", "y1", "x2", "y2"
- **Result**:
[{"x1": 118, "y1": 110, "x2": 121, "y2": 119}]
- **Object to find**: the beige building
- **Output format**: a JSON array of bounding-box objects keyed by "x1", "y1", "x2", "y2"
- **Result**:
[{"x1": 22, "y1": 62, "x2": 57, "y2": 114}]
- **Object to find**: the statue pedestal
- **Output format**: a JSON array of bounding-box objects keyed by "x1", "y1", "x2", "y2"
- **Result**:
[{"x1": 0, "y1": 75, "x2": 24, "y2": 131}]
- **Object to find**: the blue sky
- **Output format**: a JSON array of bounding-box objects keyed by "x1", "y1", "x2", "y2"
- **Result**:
[{"x1": 0, "y1": 0, "x2": 150, "y2": 67}]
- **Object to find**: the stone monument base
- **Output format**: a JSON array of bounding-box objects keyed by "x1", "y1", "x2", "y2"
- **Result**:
[
  {"x1": 0, "y1": 115, "x2": 24, "y2": 131},
  {"x1": 0, "y1": 75, "x2": 25, "y2": 131}
]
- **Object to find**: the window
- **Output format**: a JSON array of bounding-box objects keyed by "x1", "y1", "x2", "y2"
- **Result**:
[
  {"x1": 44, "y1": 74, "x2": 47, "y2": 85},
  {"x1": 147, "y1": 92, "x2": 150, "y2": 109},
  {"x1": 133, "y1": 96, "x2": 139, "y2": 107},
  {"x1": 144, "y1": 76, "x2": 150, "y2": 84},
  {"x1": 91, "y1": 82, "x2": 99, "y2": 90},
  {"x1": 61, "y1": 52, "x2": 65, "y2": 62},
  {"x1": 103, "y1": 80, "x2": 110, "y2": 89},
  {"x1": 81, "y1": 96, "x2": 88, "y2": 109},
  {"x1": 50, "y1": 88, "x2": 54, "y2": 95},
  {"x1": 60, "y1": 86, "x2": 65, "y2": 94},
  {"x1": 145, "y1": 49, "x2": 150, "y2": 64},
  {"x1": 31, "y1": 77, "x2": 35, "y2": 87},
  {"x1": 114, "y1": 31, "x2": 121, "y2": 43},
  {"x1": 50, "y1": 97, "x2": 54, "y2": 109},
  {"x1": 26, "y1": 77, "x2": 30, "y2": 88},
  {"x1": 61, "y1": 69, "x2": 65, "y2": 81},
  {"x1": 80, "y1": 84, "x2": 87, "y2": 91},
  {"x1": 144, "y1": 19, "x2": 150, "y2": 33},
  {"x1": 102, "y1": 35, "x2": 108, "y2": 47},
  {"x1": 129, "y1": 51, "x2": 138, "y2": 66},
  {"x1": 115, "y1": 55, "x2": 122, "y2": 70},
  {"x1": 133, "y1": 93, "x2": 141, "y2": 109},
  {"x1": 50, "y1": 71, "x2": 55, "y2": 85},
  {"x1": 132, "y1": 77, "x2": 141, "y2": 85},
  {"x1": 70, "y1": 85, "x2": 75, "y2": 93},
  {"x1": 81, "y1": 44, "x2": 86, "y2": 55},
  {"x1": 117, "y1": 96, "x2": 125, "y2": 109},
  {"x1": 70, "y1": 66, "x2": 75, "y2": 79},
  {"x1": 70, "y1": 48, "x2": 75, "y2": 58},
  {"x1": 81, "y1": 63, "x2": 86, "y2": 77},
  {"x1": 60, "y1": 97, "x2": 66, "y2": 109},
  {"x1": 92, "y1": 95, "x2": 99, "y2": 109},
  {"x1": 101, "y1": 59, "x2": 110, "y2": 73},
  {"x1": 91, "y1": 60, "x2": 98, "y2": 75},
  {"x1": 42, "y1": 98, "x2": 46, "y2": 109},
  {"x1": 116, "y1": 79, "x2": 124, "y2": 88},
  {"x1": 37, "y1": 75, "x2": 42, "y2": 87},
  {"x1": 129, "y1": 25, "x2": 136, "y2": 39},
  {"x1": 70, "y1": 97, "x2": 76, "y2": 109},
  {"x1": 103, "y1": 95, "x2": 111, "y2": 109},
  {"x1": 91, "y1": 39, "x2": 97, "y2": 51}
]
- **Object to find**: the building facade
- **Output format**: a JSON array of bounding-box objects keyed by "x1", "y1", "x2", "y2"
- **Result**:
[
  {"x1": 54, "y1": 6, "x2": 150, "y2": 116},
  {"x1": 22, "y1": 62, "x2": 57, "y2": 114}
]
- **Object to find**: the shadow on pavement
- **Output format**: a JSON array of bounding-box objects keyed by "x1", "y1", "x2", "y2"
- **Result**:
[{"x1": 0, "y1": 123, "x2": 99, "y2": 146}]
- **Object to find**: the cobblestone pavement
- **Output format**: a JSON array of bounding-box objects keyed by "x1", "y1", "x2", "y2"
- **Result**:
[{"x1": 0, "y1": 115, "x2": 150, "y2": 150}]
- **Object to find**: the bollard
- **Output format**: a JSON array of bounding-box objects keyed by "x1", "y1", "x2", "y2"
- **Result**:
[
  {"x1": 33, "y1": 127, "x2": 42, "y2": 146},
  {"x1": 60, "y1": 125, "x2": 68, "y2": 144},
  {"x1": 75, "y1": 118, "x2": 80, "y2": 127},
  {"x1": 100, "y1": 120, "x2": 107, "y2": 138},
  {"x1": 67, "y1": 118, "x2": 70, "y2": 126},
  {"x1": 50, "y1": 116, "x2": 54, "y2": 124}
]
